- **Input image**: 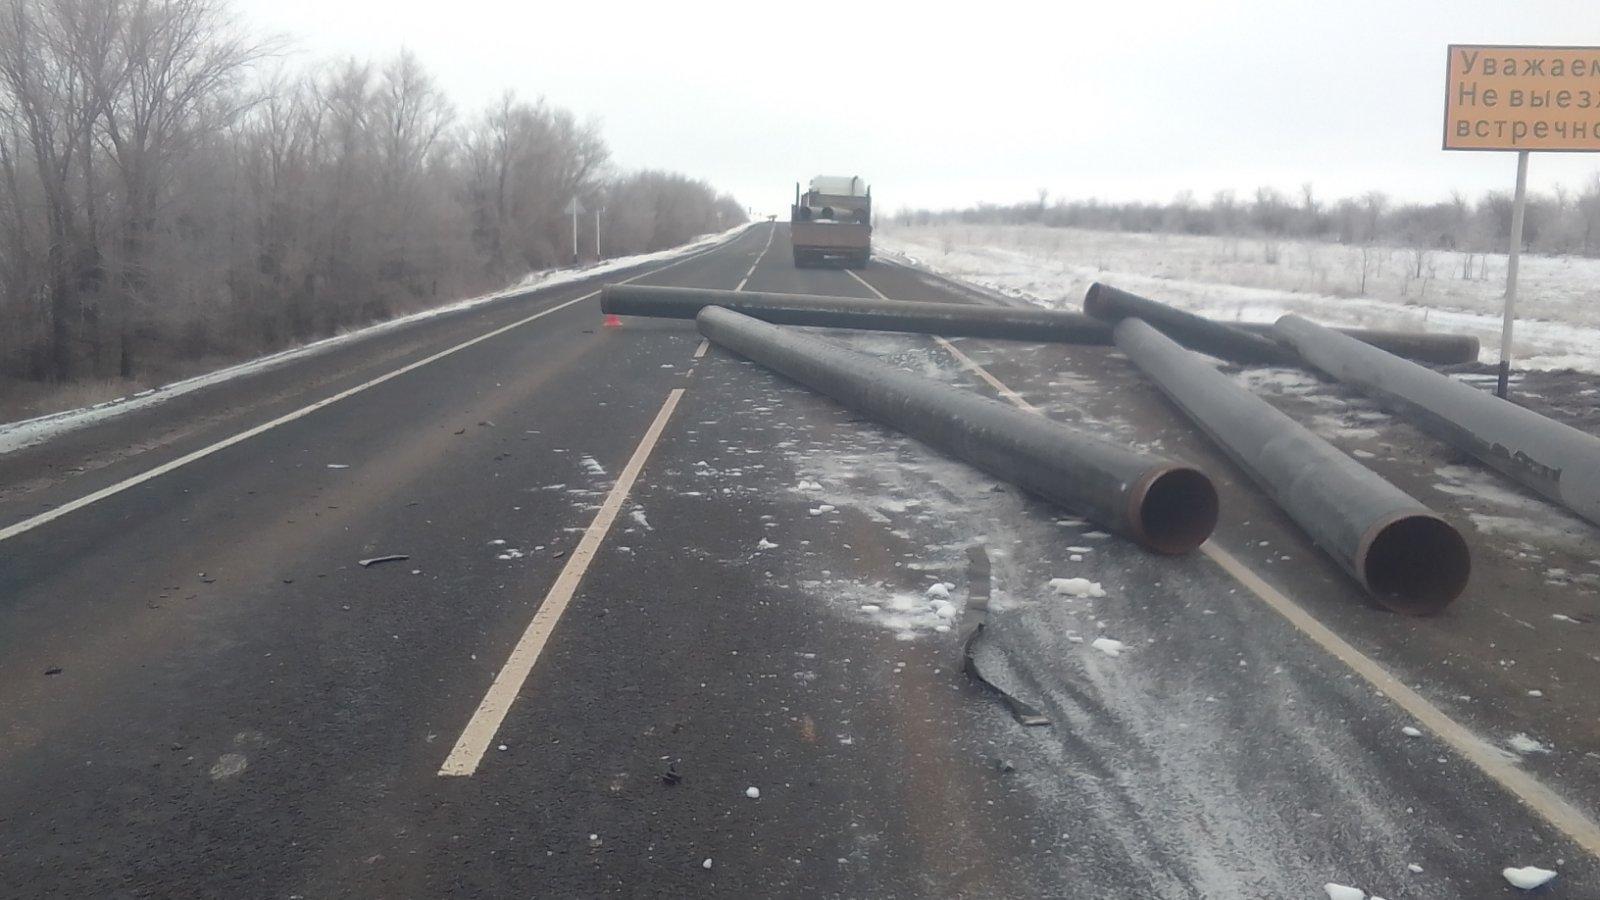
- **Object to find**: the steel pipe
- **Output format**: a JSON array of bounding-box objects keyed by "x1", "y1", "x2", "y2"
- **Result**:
[
  {"x1": 1275, "y1": 313, "x2": 1600, "y2": 528},
  {"x1": 1114, "y1": 318, "x2": 1469, "y2": 614},
  {"x1": 604, "y1": 284, "x2": 1113, "y2": 343},
  {"x1": 1085, "y1": 283, "x2": 1299, "y2": 365},
  {"x1": 698, "y1": 307, "x2": 1218, "y2": 554},
  {"x1": 1234, "y1": 323, "x2": 1479, "y2": 365}
]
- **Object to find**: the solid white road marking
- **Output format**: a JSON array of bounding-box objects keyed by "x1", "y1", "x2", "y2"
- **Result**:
[
  {"x1": 848, "y1": 265, "x2": 1600, "y2": 858},
  {"x1": 0, "y1": 238, "x2": 733, "y2": 545},
  {"x1": 439, "y1": 388, "x2": 687, "y2": 776},
  {"x1": 1201, "y1": 542, "x2": 1600, "y2": 856}
]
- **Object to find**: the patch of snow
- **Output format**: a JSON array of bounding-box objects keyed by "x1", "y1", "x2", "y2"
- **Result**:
[
  {"x1": 1502, "y1": 865, "x2": 1557, "y2": 890},
  {"x1": 1091, "y1": 637, "x2": 1127, "y2": 657},
  {"x1": 1401, "y1": 726, "x2": 1422, "y2": 738},
  {"x1": 629, "y1": 509, "x2": 652, "y2": 531},
  {"x1": 0, "y1": 223, "x2": 751, "y2": 454},
  {"x1": 581, "y1": 456, "x2": 607, "y2": 476},
  {"x1": 876, "y1": 222, "x2": 1600, "y2": 373},
  {"x1": 1049, "y1": 577, "x2": 1107, "y2": 598},
  {"x1": 1323, "y1": 883, "x2": 1365, "y2": 900},
  {"x1": 756, "y1": 538, "x2": 778, "y2": 550},
  {"x1": 745, "y1": 786, "x2": 760, "y2": 799},
  {"x1": 1507, "y1": 733, "x2": 1550, "y2": 755}
]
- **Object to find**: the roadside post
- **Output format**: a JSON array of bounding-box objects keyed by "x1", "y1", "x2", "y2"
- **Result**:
[
  {"x1": 564, "y1": 197, "x2": 585, "y2": 263},
  {"x1": 1443, "y1": 44, "x2": 1600, "y2": 398}
]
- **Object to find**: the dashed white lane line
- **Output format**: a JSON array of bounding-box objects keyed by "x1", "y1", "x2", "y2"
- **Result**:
[
  {"x1": 441, "y1": 226, "x2": 767, "y2": 774},
  {"x1": 845, "y1": 265, "x2": 1600, "y2": 859},
  {"x1": 734, "y1": 225, "x2": 776, "y2": 292},
  {"x1": 439, "y1": 387, "x2": 686, "y2": 776},
  {"x1": 0, "y1": 239, "x2": 730, "y2": 546},
  {"x1": 842, "y1": 268, "x2": 1041, "y2": 412}
]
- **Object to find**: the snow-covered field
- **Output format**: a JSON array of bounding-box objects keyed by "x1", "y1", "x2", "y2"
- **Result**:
[
  {"x1": 875, "y1": 224, "x2": 1600, "y2": 372},
  {"x1": 0, "y1": 224, "x2": 751, "y2": 455}
]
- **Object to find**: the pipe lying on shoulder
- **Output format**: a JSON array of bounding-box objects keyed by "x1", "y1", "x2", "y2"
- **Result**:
[
  {"x1": 697, "y1": 306, "x2": 1218, "y2": 554},
  {"x1": 1234, "y1": 322, "x2": 1479, "y2": 366},
  {"x1": 1274, "y1": 313, "x2": 1600, "y2": 528},
  {"x1": 1088, "y1": 283, "x2": 1480, "y2": 366},
  {"x1": 1114, "y1": 317, "x2": 1470, "y2": 614}
]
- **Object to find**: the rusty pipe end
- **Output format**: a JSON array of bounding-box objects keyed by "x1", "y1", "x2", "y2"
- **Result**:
[
  {"x1": 1357, "y1": 512, "x2": 1471, "y2": 615},
  {"x1": 1125, "y1": 465, "x2": 1219, "y2": 555},
  {"x1": 1082, "y1": 282, "x2": 1120, "y2": 322}
]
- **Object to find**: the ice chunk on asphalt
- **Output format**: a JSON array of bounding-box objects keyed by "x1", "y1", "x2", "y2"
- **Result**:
[
  {"x1": 745, "y1": 786, "x2": 760, "y2": 799},
  {"x1": 1323, "y1": 884, "x2": 1364, "y2": 900},
  {"x1": 1507, "y1": 733, "x2": 1550, "y2": 754},
  {"x1": 1049, "y1": 577, "x2": 1106, "y2": 598},
  {"x1": 1502, "y1": 865, "x2": 1557, "y2": 889},
  {"x1": 1091, "y1": 637, "x2": 1126, "y2": 657},
  {"x1": 1401, "y1": 726, "x2": 1422, "y2": 738},
  {"x1": 926, "y1": 583, "x2": 951, "y2": 599},
  {"x1": 756, "y1": 538, "x2": 778, "y2": 550}
]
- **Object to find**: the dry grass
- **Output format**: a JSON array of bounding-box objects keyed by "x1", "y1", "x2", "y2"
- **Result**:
[{"x1": 0, "y1": 377, "x2": 152, "y2": 425}]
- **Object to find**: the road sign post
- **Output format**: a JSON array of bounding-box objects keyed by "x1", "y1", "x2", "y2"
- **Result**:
[
  {"x1": 1443, "y1": 44, "x2": 1600, "y2": 399},
  {"x1": 563, "y1": 197, "x2": 585, "y2": 263},
  {"x1": 1498, "y1": 150, "x2": 1529, "y2": 398}
]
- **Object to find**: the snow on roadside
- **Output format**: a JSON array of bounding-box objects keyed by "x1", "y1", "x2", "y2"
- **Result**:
[
  {"x1": 0, "y1": 223, "x2": 752, "y2": 455},
  {"x1": 876, "y1": 224, "x2": 1600, "y2": 373}
]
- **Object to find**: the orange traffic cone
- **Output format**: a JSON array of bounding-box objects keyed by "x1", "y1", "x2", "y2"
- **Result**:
[{"x1": 603, "y1": 313, "x2": 622, "y2": 328}]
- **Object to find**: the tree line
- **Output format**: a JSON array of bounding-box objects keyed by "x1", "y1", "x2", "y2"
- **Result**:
[
  {"x1": 893, "y1": 178, "x2": 1600, "y2": 260},
  {"x1": 0, "y1": 0, "x2": 744, "y2": 386}
]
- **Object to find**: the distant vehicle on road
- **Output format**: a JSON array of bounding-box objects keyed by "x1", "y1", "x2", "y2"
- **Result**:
[{"x1": 790, "y1": 175, "x2": 871, "y2": 268}]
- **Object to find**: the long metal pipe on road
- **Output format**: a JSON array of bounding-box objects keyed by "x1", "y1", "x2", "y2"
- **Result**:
[
  {"x1": 1114, "y1": 318, "x2": 1470, "y2": 614},
  {"x1": 606, "y1": 284, "x2": 1113, "y2": 343},
  {"x1": 1086, "y1": 283, "x2": 1300, "y2": 365},
  {"x1": 697, "y1": 306, "x2": 1219, "y2": 554},
  {"x1": 1275, "y1": 313, "x2": 1600, "y2": 528}
]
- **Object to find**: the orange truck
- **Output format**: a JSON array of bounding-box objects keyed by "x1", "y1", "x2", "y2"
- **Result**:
[{"x1": 790, "y1": 175, "x2": 871, "y2": 268}]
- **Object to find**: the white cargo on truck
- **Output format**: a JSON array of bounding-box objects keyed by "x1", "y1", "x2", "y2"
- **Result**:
[{"x1": 809, "y1": 175, "x2": 868, "y2": 197}]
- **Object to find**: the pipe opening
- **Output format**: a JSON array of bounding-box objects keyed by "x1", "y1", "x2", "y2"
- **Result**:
[
  {"x1": 1361, "y1": 514, "x2": 1470, "y2": 615},
  {"x1": 1134, "y1": 467, "x2": 1219, "y2": 555}
]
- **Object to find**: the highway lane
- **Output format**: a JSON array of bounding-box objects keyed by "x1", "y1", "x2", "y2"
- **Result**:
[{"x1": 1, "y1": 222, "x2": 1596, "y2": 897}]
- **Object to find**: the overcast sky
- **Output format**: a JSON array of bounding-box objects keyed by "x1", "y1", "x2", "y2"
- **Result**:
[{"x1": 238, "y1": 0, "x2": 1599, "y2": 216}]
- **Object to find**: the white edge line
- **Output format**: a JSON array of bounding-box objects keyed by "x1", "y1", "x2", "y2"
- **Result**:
[
  {"x1": 0, "y1": 235, "x2": 733, "y2": 545},
  {"x1": 865, "y1": 268, "x2": 1600, "y2": 858},
  {"x1": 438, "y1": 387, "x2": 686, "y2": 776}
]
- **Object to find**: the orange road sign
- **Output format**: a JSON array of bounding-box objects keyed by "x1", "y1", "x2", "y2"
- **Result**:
[{"x1": 1444, "y1": 44, "x2": 1600, "y2": 151}]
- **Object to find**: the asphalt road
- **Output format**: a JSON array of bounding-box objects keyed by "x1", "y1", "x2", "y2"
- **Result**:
[{"x1": 2, "y1": 222, "x2": 1596, "y2": 898}]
